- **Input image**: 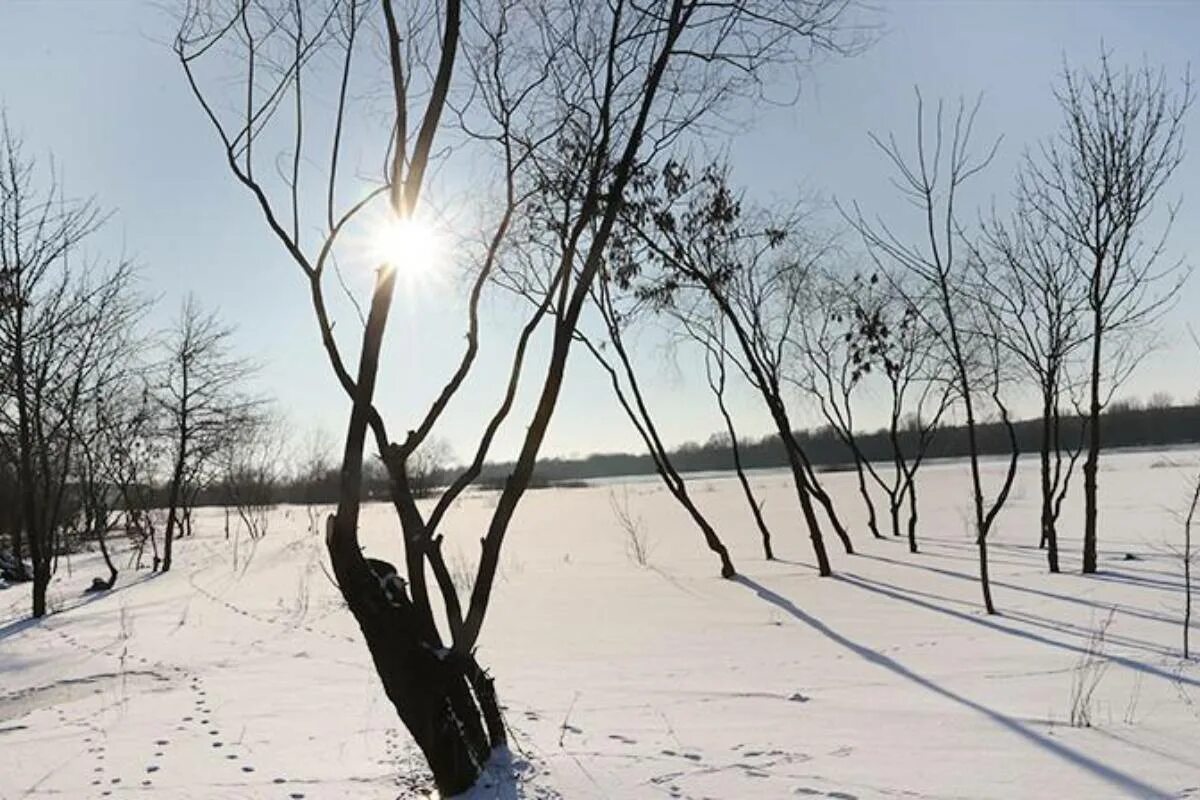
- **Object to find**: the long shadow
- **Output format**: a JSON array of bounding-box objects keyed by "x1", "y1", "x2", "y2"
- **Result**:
[
  {"x1": 1088, "y1": 570, "x2": 1187, "y2": 593},
  {"x1": 997, "y1": 608, "x2": 1174, "y2": 660},
  {"x1": 734, "y1": 575, "x2": 1174, "y2": 799},
  {"x1": 0, "y1": 614, "x2": 42, "y2": 643},
  {"x1": 1092, "y1": 727, "x2": 1200, "y2": 773},
  {"x1": 765, "y1": 557, "x2": 820, "y2": 572},
  {"x1": 0, "y1": 572, "x2": 158, "y2": 643},
  {"x1": 831, "y1": 571, "x2": 1199, "y2": 690},
  {"x1": 856, "y1": 551, "x2": 1179, "y2": 628},
  {"x1": 928, "y1": 539, "x2": 1187, "y2": 589},
  {"x1": 835, "y1": 566, "x2": 1174, "y2": 660},
  {"x1": 917, "y1": 546, "x2": 1034, "y2": 571}
]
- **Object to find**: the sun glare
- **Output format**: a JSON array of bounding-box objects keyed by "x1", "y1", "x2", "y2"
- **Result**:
[{"x1": 370, "y1": 215, "x2": 444, "y2": 279}]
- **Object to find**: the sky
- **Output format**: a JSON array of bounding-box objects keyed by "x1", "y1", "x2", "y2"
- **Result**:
[{"x1": 1, "y1": 0, "x2": 1198, "y2": 464}]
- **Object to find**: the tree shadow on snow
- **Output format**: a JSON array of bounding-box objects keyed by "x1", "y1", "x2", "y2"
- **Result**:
[
  {"x1": 854, "y1": 551, "x2": 1180, "y2": 629},
  {"x1": 734, "y1": 575, "x2": 1177, "y2": 799},
  {"x1": 837, "y1": 566, "x2": 1174, "y2": 659},
  {"x1": 0, "y1": 572, "x2": 158, "y2": 643},
  {"x1": 0, "y1": 614, "x2": 42, "y2": 643},
  {"x1": 927, "y1": 538, "x2": 1186, "y2": 589},
  {"x1": 828, "y1": 571, "x2": 1198, "y2": 690}
]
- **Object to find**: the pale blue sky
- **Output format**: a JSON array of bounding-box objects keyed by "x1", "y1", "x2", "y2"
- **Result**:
[{"x1": 1, "y1": 0, "x2": 1197, "y2": 462}]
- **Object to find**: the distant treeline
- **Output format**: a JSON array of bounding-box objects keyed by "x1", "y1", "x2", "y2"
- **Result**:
[
  {"x1": 477, "y1": 399, "x2": 1200, "y2": 484},
  {"x1": 188, "y1": 398, "x2": 1200, "y2": 508}
]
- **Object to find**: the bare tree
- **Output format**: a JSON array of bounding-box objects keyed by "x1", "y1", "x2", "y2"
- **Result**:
[
  {"x1": 177, "y1": 0, "x2": 860, "y2": 792},
  {"x1": 293, "y1": 426, "x2": 336, "y2": 534},
  {"x1": 575, "y1": 278, "x2": 736, "y2": 577},
  {"x1": 843, "y1": 278, "x2": 953, "y2": 552},
  {"x1": 107, "y1": 391, "x2": 163, "y2": 572},
  {"x1": 0, "y1": 118, "x2": 142, "y2": 616},
  {"x1": 1022, "y1": 53, "x2": 1191, "y2": 574},
  {"x1": 978, "y1": 196, "x2": 1089, "y2": 572},
  {"x1": 848, "y1": 93, "x2": 1019, "y2": 613},
  {"x1": 406, "y1": 437, "x2": 451, "y2": 499},
  {"x1": 219, "y1": 408, "x2": 282, "y2": 541},
  {"x1": 157, "y1": 295, "x2": 259, "y2": 573},
  {"x1": 787, "y1": 266, "x2": 887, "y2": 540},
  {"x1": 615, "y1": 164, "x2": 855, "y2": 576},
  {"x1": 72, "y1": 300, "x2": 151, "y2": 591},
  {"x1": 697, "y1": 318, "x2": 775, "y2": 560}
]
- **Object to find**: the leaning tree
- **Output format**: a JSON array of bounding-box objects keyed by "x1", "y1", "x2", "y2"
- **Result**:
[
  {"x1": 177, "y1": 0, "x2": 861, "y2": 793},
  {"x1": 574, "y1": 275, "x2": 736, "y2": 577},
  {"x1": 615, "y1": 163, "x2": 855, "y2": 575}
]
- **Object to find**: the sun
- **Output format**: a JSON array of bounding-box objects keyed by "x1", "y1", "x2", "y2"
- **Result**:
[{"x1": 370, "y1": 215, "x2": 444, "y2": 279}]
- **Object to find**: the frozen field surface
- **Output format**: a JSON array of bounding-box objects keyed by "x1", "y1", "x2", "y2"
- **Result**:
[{"x1": 2, "y1": 447, "x2": 1199, "y2": 799}]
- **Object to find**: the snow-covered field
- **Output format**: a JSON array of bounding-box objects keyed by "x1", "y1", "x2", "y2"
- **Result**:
[{"x1": 2, "y1": 447, "x2": 1199, "y2": 799}]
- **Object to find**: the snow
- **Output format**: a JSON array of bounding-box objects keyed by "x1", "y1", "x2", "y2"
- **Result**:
[{"x1": 2, "y1": 447, "x2": 1199, "y2": 799}]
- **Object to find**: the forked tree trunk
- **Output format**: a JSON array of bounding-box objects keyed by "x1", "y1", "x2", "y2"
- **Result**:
[
  {"x1": 803, "y1": 465, "x2": 853, "y2": 555},
  {"x1": 889, "y1": 497, "x2": 902, "y2": 539},
  {"x1": 327, "y1": 268, "x2": 498, "y2": 795},
  {"x1": 777, "y1": 434, "x2": 832, "y2": 576},
  {"x1": 785, "y1": 425, "x2": 852, "y2": 555},
  {"x1": 326, "y1": 523, "x2": 493, "y2": 795}
]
